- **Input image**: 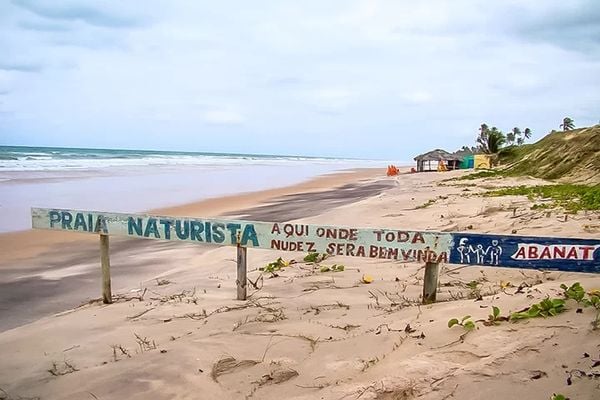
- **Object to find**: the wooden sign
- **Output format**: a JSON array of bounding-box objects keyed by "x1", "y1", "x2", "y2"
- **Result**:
[
  {"x1": 32, "y1": 208, "x2": 600, "y2": 273},
  {"x1": 448, "y1": 233, "x2": 599, "y2": 273},
  {"x1": 31, "y1": 207, "x2": 600, "y2": 305}
]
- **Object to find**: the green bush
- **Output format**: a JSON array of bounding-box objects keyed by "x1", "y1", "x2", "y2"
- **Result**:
[
  {"x1": 485, "y1": 184, "x2": 600, "y2": 211},
  {"x1": 454, "y1": 170, "x2": 504, "y2": 181}
]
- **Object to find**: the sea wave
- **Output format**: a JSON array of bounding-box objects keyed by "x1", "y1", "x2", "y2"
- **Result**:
[{"x1": 0, "y1": 146, "x2": 389, "y2": 172}]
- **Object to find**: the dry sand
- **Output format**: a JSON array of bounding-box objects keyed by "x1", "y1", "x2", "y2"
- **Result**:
[{"x1": 1, "y1": 169, "x2": 599, "y2": 400}]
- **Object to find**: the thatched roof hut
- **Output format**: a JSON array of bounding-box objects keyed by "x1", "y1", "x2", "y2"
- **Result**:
[{"x1": 413, "y1": 149, "x2": 462, "y2": 172}]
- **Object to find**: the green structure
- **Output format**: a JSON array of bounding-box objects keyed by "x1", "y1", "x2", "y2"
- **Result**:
[{"x1": 459, "y1": 155, "x2": 474, "y2": 169}]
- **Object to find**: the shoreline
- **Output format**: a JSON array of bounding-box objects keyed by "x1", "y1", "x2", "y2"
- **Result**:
[
  {"x1": 0, "y1": 168, "x2": 385, "y2": 264},
  {"x1": 0, "y1": 158, "x2": 391, "y2": 234}
]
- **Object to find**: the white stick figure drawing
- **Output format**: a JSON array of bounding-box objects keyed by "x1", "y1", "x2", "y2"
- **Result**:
[
  {"x1": 470, "y1": 244, "x2": 489, "y2": 264},
  {"x1": 457, "y1": 238, "x2": 470, "y2": 263},
  {"x1": 488, "y1": 239, "x2": 503, "y2": 265},
  {"x1": 457, "y1": 238, "x2": 504, "y2": 265}
]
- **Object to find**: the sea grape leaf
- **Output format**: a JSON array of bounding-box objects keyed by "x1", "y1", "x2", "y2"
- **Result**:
[{"x1": 493, "y1": 306, "x2": 500, "y2": 318}]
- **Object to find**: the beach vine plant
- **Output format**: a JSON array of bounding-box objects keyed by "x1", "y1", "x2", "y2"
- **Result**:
[
  {"x1": 561, "y1": 282, "x2": 600, "y2": 329},
  {"x1": 510, "y1": 298, "x2": 566, "y2": 320},
  {"x1": 584, "y1": 294, "x2": 600, "y2": 330},
  {"x1": 259, "y1": 257, "x2": 295, "y2": 277},
  {"x1": 303, "y1": 251, "x2": 345, "y2": 274},
  {"x1": 561, "y1": 282, "x2": 585, "y2": 303},
  {"x1": 319, "y1": 264, "x2": 345, "y2": 273},
  {"x1": 303, "y1": 251, "x2": 329, "y2": 264},
  {"x1": 447, "y1": 283, "x2": 600, "y2": 332},
  {"x1": 447, "y1": 315, "x2": 476, "y2": 331},
  {"x1": 484, "y1": 306, "x2": 509, "y2": 326}
]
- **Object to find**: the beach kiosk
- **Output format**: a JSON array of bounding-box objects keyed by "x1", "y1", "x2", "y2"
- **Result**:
[
  {"x1": 414, "y1": 149, "x2": 461, "y2": 172},
  {"x1": 474, "y1": 154, "x2": 493, "y2": 169}
]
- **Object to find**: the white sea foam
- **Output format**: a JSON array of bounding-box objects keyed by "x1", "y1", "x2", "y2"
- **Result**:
[{"x1": 0, "y1": 153, "x2": 392, "y2": 172}]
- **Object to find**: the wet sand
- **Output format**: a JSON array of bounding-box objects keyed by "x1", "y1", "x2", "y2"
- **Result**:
[{"x1": 0, "y1": 168, "x2": 386, "y2": 331}]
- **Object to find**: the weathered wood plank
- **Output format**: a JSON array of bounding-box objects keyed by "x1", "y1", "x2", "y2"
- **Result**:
[
  {"x1": 422, "y1": 261, "x2": 439, "y2": 304},
  {"x1": 31, "y1": 207, "x2": 600, "y2": 272},
  {"x1": 31, "y1": 207, "x2": 450, "y2": 262},
  {"x1": 100, "y1": 234, "x2": 112, "y2": 304},
  {"x1": 237, "y1": 245, "x2": 247, "y2": 301}
]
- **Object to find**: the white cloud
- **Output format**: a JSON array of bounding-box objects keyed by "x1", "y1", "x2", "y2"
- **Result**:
[
  {"x1": 302, "y1": 88, "x2": 357, "y2": 113},
  {"x1": 201, "y1": 109, "x2": 244, "y2": 125},
  {"x1": 401, "y1": 90, "x2": 433, "y2": 105},
  {"x1": 1, "y1": 0, "x2": 599, "y2": 157}
]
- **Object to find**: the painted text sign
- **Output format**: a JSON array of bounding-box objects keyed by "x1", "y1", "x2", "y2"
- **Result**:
[{"x1": 31, "y1": 208, "x2": 600, "y2": 273}]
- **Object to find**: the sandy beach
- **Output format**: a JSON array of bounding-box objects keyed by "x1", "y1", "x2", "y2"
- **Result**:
[
  {"x1": 1, "y1": 168, "x2": 599, "y2": 400},
  {"x1": 4, "y1": 1, "x2": 599, "y2": 398}
]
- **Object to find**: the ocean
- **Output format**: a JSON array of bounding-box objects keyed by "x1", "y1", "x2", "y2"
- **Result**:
[
  {"x1": 0, "y1": 146, "x2": 390, "y2": 233},
  {"x1": 0, "y1": 146, "x2": 357, "y2": 172}
]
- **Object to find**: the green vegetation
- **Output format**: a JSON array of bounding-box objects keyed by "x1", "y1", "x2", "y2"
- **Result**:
[
  {"x1": 477, "y1": 124, "x2": 506, "y2": 154},
  {"x1": 583, "y1": 294, "x2": 600, "y2": 330},
  {"x1": 448, "y1": 315, "x2": 476, "y2": 330},
  {"x1": 455, "y1": 124, "x2": 598, "y2": 184},
  {"x1": 530, "y1": 203, "x2": 553, "y2": 210},
  {"x1": 258, "y1": 253, "x2": 347, "y2": 277},
  {"x1": 465, "y1": 280, "x2": 483, "y2": 300},
  {"x1": 510, "y1": 298, "x2": 566, "y2": 320},
  {"x1": 447, "y1": 283, "x2": 600, "y2": 331},
  {"x1": 303, "y1": 252, "x2": 329, "y2": 263},
  {"x1": 560, "y1": 117, "x2": 575, "y2": 131},
  {"x1": 259, "y1": 257, "x2": 293, "y2": 276},
  {"x1": 506, "y1": 127, "x2": 532, "y2": 146},
  {"x1": 454, "y1": 170, "x2": 504, "y2": 180},
  {"x1": 485, "y1": 306, "x2": 508, "y2": 326},
  {"x1": 551, "y1": 394, "x2": 569, "y2": 400},
  {"x1": 319, "y1": 264, "x2": 345, "y2": 273},
  {"x1": 415, "y1": 199, "x2": 436, "y2": 209},
  {"x1": 498, "y1": 125, "x2": 599, "y2": 182},
  {"x1": 475, "y1": 123, "x2": 532, "y2": 156},
  {"x1": 568, "y1": 284, "x2": 600, "y2": 329},
  {"x1": 455, "y1": 125, "x2": 599, "y2": 184},
  {"x1": 303, "y1": 252, "x2": 345, "y2": 274},
  {"x1": 484, "y1": 184, "x2": 600, "y2": 212},
  {"x1": 561, "y1": 282, "x2": 585, "y2": 303}
]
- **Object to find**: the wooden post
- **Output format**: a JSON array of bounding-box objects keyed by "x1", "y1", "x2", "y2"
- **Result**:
[
  {"x1": 100, "y1": 234, "x2": 112, "y2": 304},
  {"x1": 422, "y1": 261, "x2": 439, "y2": 304},
  {"x1": 236, "y1": 244, "x2": 247, "y2": 300}
]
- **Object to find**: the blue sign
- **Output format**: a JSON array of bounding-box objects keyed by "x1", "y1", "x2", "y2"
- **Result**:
[{"x1": 449, "y1": 233, "x2": 600, "y2": 273}]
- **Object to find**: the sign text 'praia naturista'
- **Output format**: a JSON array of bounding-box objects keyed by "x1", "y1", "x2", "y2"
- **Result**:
[{"x1": 32, "y1": 208, "x2": 600, "y2": 273}]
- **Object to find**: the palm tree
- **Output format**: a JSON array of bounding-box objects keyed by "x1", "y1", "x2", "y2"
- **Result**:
[
  {"x1": 523, "y1": 128, "x2": 532, "y2": 140},
  {"x1": 509, "y1": 127, "x2": 521, "y2": 146},
  {"x1": 479, "y1": 123, "x2": 489, "y2": 135},
  {"x1": 486, "y1": 130, "x2": 506, "y2": 154},
  {"x1": 560, "y1": 117, "x2": 575, "y2": 131},
  {"x1": 478, "y1": 127, "x2": 505, "y2": 154},
  {"x1": 506, "y1": 131, "x2": 515, "y2": 145},
  {"x1": 477, "y1": 123, "x2": 490, "y2": 150}
]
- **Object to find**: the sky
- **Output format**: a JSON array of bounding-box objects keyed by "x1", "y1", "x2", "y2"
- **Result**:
[{"x1": 0, "y1": 0, "x2": 599, "y2": 159}]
